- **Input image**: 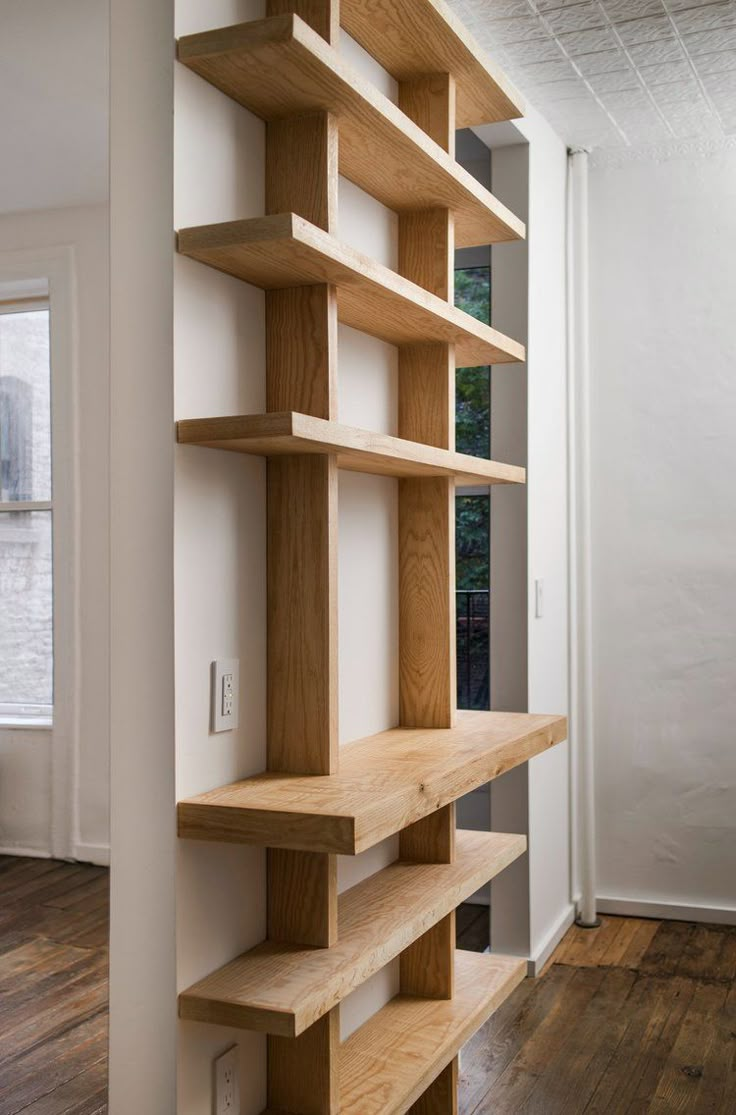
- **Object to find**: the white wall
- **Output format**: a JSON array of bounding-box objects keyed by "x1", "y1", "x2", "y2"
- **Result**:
[
  {"x1": 0, "y1": 203, "x2": 110, "y2": 863},
  {"x1": 523, "y1": 111, "x2": 573, "y2": 965},
  {"x1": 589, "y1": 147, "x2": 736, "y2": 922},
  {"x1": 475, "y1": 111, "x2": 572, "y2": 971},
  {"x1": 109, "y1": 0, "x2": 177, "y2": 1109}
]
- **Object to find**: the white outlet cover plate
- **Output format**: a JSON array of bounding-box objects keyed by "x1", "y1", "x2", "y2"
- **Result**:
[
  {"x1": 214, "y1": 1044, "x2": 240, "y2": 1115},
  {"x1": 211, "y1": 658, "x2": 239, "y2": 733}
]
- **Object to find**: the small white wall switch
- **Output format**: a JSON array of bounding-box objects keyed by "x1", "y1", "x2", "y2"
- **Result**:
[
  {"x1": 214, "y1": 1045, "x2": 240, "y2": 1115},
  {"x1": 211, "y1": 659, "x2": 239, "y2": 733},
  {"x1": 535, "y1": 579, "x2": 544, "y2": 619}
]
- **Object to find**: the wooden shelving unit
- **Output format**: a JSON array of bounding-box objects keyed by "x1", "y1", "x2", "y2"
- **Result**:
[
  {"x1": 340, "y1": 0, "x2": 525, "y2": 127},
  {"x1": 177, "y1": 412, "x2": 525, "y2": 485},
  {"x1": 339, "y1": 951, "x2": 526, "y2": 1114},
  {"x1": 179, "y1": 830, "x2": 525, "y2": 1036},
  {"x1": 178, "y1": 710, "x2": 566, "y2": 853},
  {"x1": 177, "y1": 214, "x2": 525, "y2": 366},
  {"x1": 175, "y1": 0, "x2": 567, "y2": 1110},
  {"x1": 176, "y1": 15, "x2": 524, "y2": 248}
]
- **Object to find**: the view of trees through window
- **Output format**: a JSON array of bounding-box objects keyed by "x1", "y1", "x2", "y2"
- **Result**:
[
  {"x1": 455, "y1": 265, "x2": 491, "y2": 711},
  {"x1": 0, "y1": 306, "x2": 53, "y2": 719}
]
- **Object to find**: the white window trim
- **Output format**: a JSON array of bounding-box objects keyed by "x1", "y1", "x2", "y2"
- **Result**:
[{"x1": 0, "y1": 246, "x2": 80, "y2": 859}]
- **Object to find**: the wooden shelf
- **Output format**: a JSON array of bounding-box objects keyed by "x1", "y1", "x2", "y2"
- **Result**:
[
  {"x1": 341, "y1": 0, "x2": 525, "y2": 128},
  {"x1": 178, "y1": 710, "x2": 567, "y2": 854},
  {"x1": 177, "y1": 15, "x2": 524, "y2": 249},
  {"x1": 179, "y1": 829, "x2": 525, "y2": 1036},
  {"x1": 177, "y1": 214, "x2": 524, "y2": 367},
  {"x1": 339, "y1": 949, "x2": 526, "y2": 1114},
  {"x1": 177, "y1": 412, "x2": 525, "y2": 487}
]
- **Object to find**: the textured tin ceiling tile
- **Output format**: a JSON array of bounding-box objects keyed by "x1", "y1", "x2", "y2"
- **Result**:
[{"x1": 446, "y1": 0, "x2": 736, "y2": 157}]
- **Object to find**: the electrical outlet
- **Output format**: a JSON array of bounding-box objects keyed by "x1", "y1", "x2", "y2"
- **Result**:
[
  {"x1": 222, "y1": 672, "x2": 234, "y2": 717},
  {"x1": 211, "y1": 659, "x2": 239, "y2": 733},
  {"x1": 214, "y1": 1045, "x2": 240, "y2": 1115}
]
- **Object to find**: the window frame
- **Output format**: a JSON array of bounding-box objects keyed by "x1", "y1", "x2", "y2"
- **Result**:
[
  {"x1": 0, "y1": 246, "x2": 79, "y2": 860},
  {"x1": 0, "y1": 295, "x2": 54, "y2": 723}
]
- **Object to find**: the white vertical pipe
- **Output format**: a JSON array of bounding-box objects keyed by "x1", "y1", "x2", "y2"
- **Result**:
[{"x1": 567, "y1": 149, "x2": 599, "y2": 928}]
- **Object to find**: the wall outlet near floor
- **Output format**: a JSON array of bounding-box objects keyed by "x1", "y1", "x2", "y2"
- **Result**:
[
  {"x1": 211, "y1": 658, "x2": 239, "y2": 733},
  {"x1": 214, "y1": 1045, "x2": 240, "y2": 1115}
]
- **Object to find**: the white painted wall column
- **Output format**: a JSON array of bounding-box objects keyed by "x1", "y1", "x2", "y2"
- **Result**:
[
  {"x1": 109, "y1": 0, "x2": 177, "y2": 1110},
  {"x1": 568, "y1": 148, "x2": 598, "y2": 929}
]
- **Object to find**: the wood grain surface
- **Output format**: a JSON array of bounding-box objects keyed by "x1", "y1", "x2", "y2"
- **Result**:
[
  {"x1": 177, "y1": 710, "x2": 567, "y2": 852},
  {"x1": 0, "y1": 856, "x2": 109, "y2": 1114},
  {"x1": 177, "y1": 411, "x2": 524, "y2": 487},
  {"x1": 339, "y1": 950, "x2": 525, "y2": 1114},
  {"x1": 177, "y1": 214, "x2": 525, "y2": 366},
  {"x1": 340, "y1": 0, "x2": 525, "y2": 127},
  {"x1": 179, "y1": 830, "x2": 524, "y2": 1036},
  {"x1": 267, "y1": 454, "x2": 338, "y2": 775},
  {"x1": 177, "y1": 15, "x2": 525, "y2": 247}
]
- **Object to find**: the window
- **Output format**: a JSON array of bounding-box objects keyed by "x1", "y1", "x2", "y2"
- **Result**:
[
  {"x1": 455, "y1": 264, "x2": 491, "y2": 711},
  {"x1": 0, "y1": 298, "x2": 53, "y2": 724}
]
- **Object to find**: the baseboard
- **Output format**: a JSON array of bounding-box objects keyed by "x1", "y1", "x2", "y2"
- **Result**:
[
  {"x1": 527, "y1": 903, "x2": 576, "y2": 977},
  {"x1": 0, "y1": 844, "x2": 51, "y2": 860},
  {"x1": 73, "y1": 842, "x2": 110, "y2": 867},
  {"x1": 597, "y1": 895, "x2": 736, "y2": 927}
]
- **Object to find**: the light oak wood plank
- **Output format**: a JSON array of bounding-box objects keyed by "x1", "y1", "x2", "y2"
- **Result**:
[
  {"x1": 177, "y1": 411, "x2": 523, "y2": 488},
  {"x1": 399, "y1": 478, "x2": 456, "y2": 727},
  {"x1": 399, "y1": 803, "x2": 456, "y2": 865},
  {"x1": 268, "y1": 849, "x2": 337, "y2": 948},
  {"x1": 400, "y1": 912, "x2": 455, "y2": 1000},
  {"x1": 267, "y1": 455, "x2": 338, "y2": 775},
  {"x1": 177, "y1": 214, "x2": 524, "y2": 366},
  {"x1": 399, "y1": 211, "x2": 454, "y2": 302},
  {"x1": 177, "y1": 16, "x2": 524, "y2": 248},
  {"x1": 178, "y1": 830, "x2": 525, "y2": 1036},
  {"x1": 340, "y1": 0, "x2": 525, "y2": 127},
  {"x1": 177, "y1": 710, "x2": 568, "y2": 853},
  {"x1": 266, "y1": 112, "x2": 338, "y2": 232},
  {"x1": 339, "y1": 950, "x2": 526, "y2": 1115},
  {"x1": 408, "y1": 1058, "x2": 458, "y2": 1115},
  {"x1": 399, "y1": 74, "x2": 456, "y2": 159},
  {"x1": 267, "y1": 0, "x2": 339, "y2": 45},
  {"x1": 399, "y1": 805, "x2": 456, "y2": 1007},
  {"x1": 268, "y1": 1008, "x2": 339, "y2": 1114},
  {"x1": 398, "y1": 344, "x2": 455, "y2": 451},
  {"x1": 266, "y1": 287, "x2": 338, "y2": 418}
]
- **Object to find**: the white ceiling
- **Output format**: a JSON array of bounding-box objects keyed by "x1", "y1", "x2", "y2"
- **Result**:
[
  {"x1": 0, "y1": 0, "x2": 109, "y2": 215},
  {"x1": 451, "y1": 0, "x2": 736, "y2": 157}
]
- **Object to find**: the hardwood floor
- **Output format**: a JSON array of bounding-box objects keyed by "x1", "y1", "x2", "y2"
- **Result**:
[
  {"x1": 0, "y1": 856, "x2": 109, "y2": 1115},
  {"x1": 2, "y1": 874, "x2": 733, "y2": 1114},
  {"x1": 458, "y1": 911, "x2": 736, "y2": 1114}
]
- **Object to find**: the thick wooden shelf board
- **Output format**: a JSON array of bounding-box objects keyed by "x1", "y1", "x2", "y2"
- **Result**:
[
  {"x1": 179, "y1": 830, "x2": 525, "y2": 1036},
  {"x1": 177, "y1": 214, "x2": 524, "y2": 367},
  {"x1": 176, "y1": 15, "x2": 524, "y2": 248},
  {"x1": 177, "y1": 412, "x2": 525, "y2": 488},
  {"x1": 340, "y1": 0, "x2": 525, "y2": 129},
  {"x1": 339, "y1": 949, "x2": 526, "y2": 1114},
  {"x1": 178, "y1": 710, "x2": 567, "y2": 854}
]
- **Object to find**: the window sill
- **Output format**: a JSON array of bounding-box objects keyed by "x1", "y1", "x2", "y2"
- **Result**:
[{"x1": 0, "y1": 716, "x2": 53, "y2": 731}]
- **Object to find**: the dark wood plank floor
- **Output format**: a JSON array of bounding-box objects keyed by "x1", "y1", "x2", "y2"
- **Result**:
[
  {"x1": 458, "y1": 911, "x2": 736, "y2": 1114},
  {"x1": 0, "y1": 856, "x2": 109, "y2": 1115},
  {"x1": 2, "y1": 875, "x2": 733, "y2": 1114}
]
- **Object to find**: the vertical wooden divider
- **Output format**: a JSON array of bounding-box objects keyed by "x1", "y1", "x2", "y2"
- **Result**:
[
  {"x1": 407, "y1": 1061, "x2": 459, "y2": 1115},
  {"x1": 267, "y1": 0, "x2": 340, "y2": 45},
  {"x1": 397, "y1": 71, "x2": 459, "y2": 1113},
  {"x1": 264, "y1": 26, "x2": 341, "y2": 1108}
]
